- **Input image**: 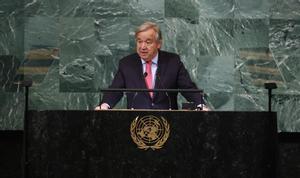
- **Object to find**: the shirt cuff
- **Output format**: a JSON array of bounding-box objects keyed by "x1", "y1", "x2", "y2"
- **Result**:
[
  {"x1": 197, "y1": 104, "x2": 210, "y2": 111},
  {"x1": 100, "y1": 103, "x2": 110, "y2": 109}
]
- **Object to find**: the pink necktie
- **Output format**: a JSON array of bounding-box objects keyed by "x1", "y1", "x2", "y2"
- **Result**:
[{"x1": 145, "y1": 61, "x2": 153, "y2": 98}]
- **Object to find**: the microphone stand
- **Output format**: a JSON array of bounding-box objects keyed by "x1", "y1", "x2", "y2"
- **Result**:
[
  {"x1": 100, "y1": 88, "x2": 203, "y2": 93},
  {"x1": 156, "y1": 74, "x2": 172, "y2": 110},
  {"x1": 100, "y1": 88, "x2": 203, "y2": 110},
  {"x1": 15, "y1": 79, "x2": 32, "y2": 178},
  {"x1": 130, "y1": 72, "x2": 148, "y2": 109},
  {"x1": 264, "y1": 82, "x2": 277, "y2": 112},
  {"x1": 130, "y1": 92, "x2": 138, "y2": 110}
]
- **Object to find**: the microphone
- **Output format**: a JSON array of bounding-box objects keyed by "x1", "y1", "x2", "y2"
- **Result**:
[
  {"x1": 156, "y1": 71, "x2": 172, "y2": 110},
  {"x1": 130, "y1": 72, "x2": 148, "y2": 109},
  {"x1": 143, "y1": 72, "x2": 148, "y2": 78}
]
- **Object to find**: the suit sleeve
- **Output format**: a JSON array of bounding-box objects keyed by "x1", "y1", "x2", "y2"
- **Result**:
[
  {"x1": 176, "y1": 59, "x2": 204, "y2": 105},
  {"x1": 100, "y1": 62, "x2": 125, "y2": 108}
]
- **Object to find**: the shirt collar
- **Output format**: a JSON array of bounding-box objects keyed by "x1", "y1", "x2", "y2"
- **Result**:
[{"x1": 141, "y1": 53, "x2": 158, "y2": 65}]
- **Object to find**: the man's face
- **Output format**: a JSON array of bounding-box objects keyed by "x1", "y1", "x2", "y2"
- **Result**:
[{"x1": 136, "y1": 28, "x2": 161, "y2": 62}]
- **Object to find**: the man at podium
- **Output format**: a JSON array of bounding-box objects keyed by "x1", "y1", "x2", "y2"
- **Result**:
[{"x1": 95, "y1": 21, "x2": 209, "y2": 111}]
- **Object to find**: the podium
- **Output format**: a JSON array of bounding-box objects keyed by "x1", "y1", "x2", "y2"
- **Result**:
[{"x1": 27, "y1": 110, "x2": 277, "y2": 178}]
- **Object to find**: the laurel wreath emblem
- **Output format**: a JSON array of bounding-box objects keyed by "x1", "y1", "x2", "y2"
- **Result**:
[{"x1": 130, "y1": 115, "x2": 170, "y2": 150}]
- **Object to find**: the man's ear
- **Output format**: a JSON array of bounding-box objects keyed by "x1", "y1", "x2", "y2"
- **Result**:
[{"x1": 157, "y1": 40, "x2": 162, "y2": 49}]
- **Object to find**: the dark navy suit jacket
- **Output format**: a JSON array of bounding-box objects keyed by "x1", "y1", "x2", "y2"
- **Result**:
[{"x1": 101, "y1": 50, "x2": 203, "y2": 109}]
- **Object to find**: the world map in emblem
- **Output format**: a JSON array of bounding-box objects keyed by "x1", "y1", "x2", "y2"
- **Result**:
[{"x1": 130, "y1": 115, "x2": 170, "y2": 150}]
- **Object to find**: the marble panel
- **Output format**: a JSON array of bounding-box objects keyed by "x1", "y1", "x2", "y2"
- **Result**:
[
  {"x1": 0, "y1": 0, "x2": 24, "y2": 17},
  {"x1": 269, "y1": 19, "x2": 300, "y2": 57},
  {"x1": 273, "y1": 94, "x2": 300, "y2": 132},
  {"x1": 234, "y1": 0, "x2": 271, "y2": 19},
  {"x1": 164, "y1": 18, "x2": 235, "y2": 56},
  {"x1": 23, "y1": 0, "x2": 59, "y2": 17},
  {"x1": 129, "y1": 0, "x2": 164, "y2": 17},
  {"x1": 0, "y1": 92, "x2": 24, "y2": 129},
  {"x1": 270, "y1": 0, "x2": 300, "y2": 19},
  {"x1": 234, "y1": 19, "x2": 269, "y2": 49},
  {"x1": 59, "y1": 0, "x2": 129, "y2": 17},
  {"x1": 0, "y1": 17, "x2": 25, "y2": 59}
]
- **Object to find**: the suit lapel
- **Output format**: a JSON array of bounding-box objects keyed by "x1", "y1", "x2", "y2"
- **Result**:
[
  {"x1": 133, "y1": 55, "x2": 147, "y2": 88},
  {"x1": 153, "y1": 51, "x2": 168, "y2": 99}
]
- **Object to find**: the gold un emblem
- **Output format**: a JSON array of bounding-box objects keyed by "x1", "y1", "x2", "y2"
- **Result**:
[{"x1": 130, "y1": 115, "x2": 170, "y2": 150}]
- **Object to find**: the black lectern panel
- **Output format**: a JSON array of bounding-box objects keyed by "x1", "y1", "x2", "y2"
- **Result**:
[{"x1": 27, "y1": 111, "x2": 277, "y2": 178}]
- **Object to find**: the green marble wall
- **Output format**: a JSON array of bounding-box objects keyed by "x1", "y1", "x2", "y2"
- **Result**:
[{"x1": 0, "y1": 0, "x2": 299, "y2": 131}]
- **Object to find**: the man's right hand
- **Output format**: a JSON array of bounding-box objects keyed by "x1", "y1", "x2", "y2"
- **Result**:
[{"x1": 95, "y1": 103, "x2": 110, "y2": 110}]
